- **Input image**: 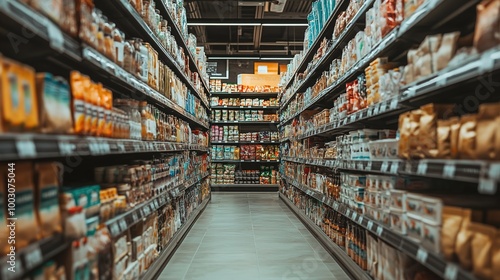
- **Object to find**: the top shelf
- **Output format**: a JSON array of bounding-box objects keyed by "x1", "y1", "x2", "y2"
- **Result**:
[
  {"x1": 97, "y1": 0, "x2": 210, "y2": 110},
  {"x1": 155, "y1": 0, "x2": 210, "y2": 94},
  {"x1": 280, "y1": 0, "x2": 349, "y2": 91}
]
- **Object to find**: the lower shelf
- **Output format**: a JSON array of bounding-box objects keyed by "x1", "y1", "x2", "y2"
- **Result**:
[
  {"x1": 211, "y1": 184, "x2": 279, "y2": 192},
  {"x1": 279, "y1": 193, "x2": 371, "y2": 280},
  {"x1": 141, "y1": 196, "x2": 211, "y2": 280}
]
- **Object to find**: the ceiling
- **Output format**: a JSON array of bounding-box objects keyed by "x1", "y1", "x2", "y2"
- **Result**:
[{"x1": 185, "y1": 0, "x2": 312, "y2": 56}]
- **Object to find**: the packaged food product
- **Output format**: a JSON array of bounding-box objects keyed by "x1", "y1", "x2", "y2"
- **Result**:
[
  {"x1": 405, "y1": 214, "x2": 423, "y2": 242},
  {"x1": 456, "y1": 218, "x2": 474, "y2": 270},
  {"x1": 390, "y1": 210, "x2": 406, "y2": 234},
  {"x1": 434, "y1": 32, "x2": 460, "y2": 72},
  {"x1": 476, "y1": 103, "x2": 500, "y2": 159},
  {"x1": 474, "y1": 0, "x2": 500, "y2": 53},
  {"x1": 470, "y1": 222, "x2": 496, "y2": 279},
  {"x1": 398, "y1": 112, "x2": 411, "y2": 159},
  {"x1": 60, "y1": 0, "x2": 78, "y2": 36},
  {"x1": 1, "y1": 57, "x2": 26, "y2": 131},
  {"x1": 437, "y1": 117, "x2": 458, "y2": 158},
  {"x1": 418, "y1": 104, "x2": 455, "y2": 158},
  {"x1": 458, "y1": 114, "x2": 477, "y2": 159},
  {"x1": 409, "y1": 110, "x2": 423, "y2": 158},
  {"x1": 16, "y1": 162, "x2": 40, "y2": 249},
  {"x1": 36, "y1": 73, "x2": 73, "y2": 133},
  {"x1": 35, "y1": 163, "x2": 62, "y2": 238},
  {"x1": 441, "y1": 207, "x2": 470, "y2": 260}
]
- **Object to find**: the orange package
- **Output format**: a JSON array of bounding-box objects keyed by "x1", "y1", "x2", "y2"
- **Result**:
[
  {"x1": 70, "y1": 71, "x2": 87, "y2": 135},
  {"x1": 21, "y1": 65, "x2": 39, "y2": 130}
]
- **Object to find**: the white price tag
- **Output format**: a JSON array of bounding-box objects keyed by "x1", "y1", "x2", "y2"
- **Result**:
[
  {"x1": 333, "y1": 203, "x2": 339, "y2": 211},
  {"x1": 479, "y1": 178, "x2": 497, "y2": 195},
  {"x1": 365, "y1": 161, "x2": 372, "y2": 171},
  {"x1": 47, "y1": 23, "x2": 64, "y2": 52},
  {"x1": 443, "y1": 163, "x2": 456, "y2": 178},
  {"x1": 390, "y1": 99, "x2": 398, "y2": 110},
  {"x1": 373, "y1": 105, "x2": 380, "y2": 115},
  {"x1": 444, "y1": 264, "x2": 459, "y2": 280},
  {"x1": 58, "y1": 141, "x2": 74, "y2": 156},
  {"x1": 352, "y1": 212, "x2": 358, "y2": 220},
  {"x1": 131, "y1": 211, "x2": 139, "y2": 223},
  {"x1": 390, "y1": 162, "x2": 399, "y2": 174},
  {"x1": 100, "y1": 142, "x2": 110, "y2": 154},
  {"x1": 346, "y1": 209, "x2": 351, "y2": 217},
  {"x1": 367, "y1": 220, "x2": 374, "y2": 231},
  {"x1": 24, "y1": 245, "x2": 43, "y2": 270},
  {"x1": 119, "y1": 219, "x2": 128, "y2": 232},
  {"x1": 117, "y1": 142, "x2": 126, "y2": 152},
  {"x1": 350, "y1": 115, "x2": 355, "y2": 123},
  {"x1": 376, "y1": 225, "x2": 384, "y2": 236},
  {"x1": 358, "y1": 216, "x2": 363, "y2": 224},
  {"x1": 16, "y1": 139, "x2": 36, "y2": 158},
  {"x1": 381, "y1": 161, "x2": 390, "y2": 173},
  {"x1": 416, "y1": 247, "x2": 428, "y2": 263},
  {"x1": 89, "y1": 141, "x2": 101, "y2": 155},
  {"x1": 488, "y1": 164, "x2": 500, "y2": 180},
  {"x1": 110, "y1": 223, "x2": 120, "y2": 236},
  {"x1": 417, "y1": 162, "x2": 428, "y2": 175},
  {"x1": 133, "y1": 143, "x2": 141, "y2": 152}
]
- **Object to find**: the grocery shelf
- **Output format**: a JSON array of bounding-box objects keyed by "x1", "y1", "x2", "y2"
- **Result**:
[
  {"x1": 82, "y1": 47, "x2": 210, "y2": 129},
  {"x1": 211, "y1": 159, "x2": 280, "y2": 163},
  {"x1": 280, "y1": 0, "x2": 348, "y2": 92},
  {"x1": 0, "y1": 235, "x2": 68, "y2": 280},
  {"x1": 280, "y1": 0, "x2": 374, "y2": 109},
  {"x1": 140, "y1": 196, "x2": 210, "y2": 280},
  {"x1": 283, "y1": 98, "x2": 405, "y2": 141},
  {"x1": 211, "y1": 141, "x2": 278, "y2": 144},
  {"x1": 0, "y1": 133, "x2": 208, "y2": 161},
  {"x1": 0, "y1": 0, "x2": 81, "y2": 61},
  {"x1": 211, "y1": 121, "x2": 278, "y2": 125},
  {"x1": 281, "y1": 157, "x2": 500, "y2": 195},
  {"x1": 155, "y1": 0, "x2": 210, "y2": 95},
  {"x1": 280, "y1": 0, "x2": 478, "y2": 123},
  {"x1": 96, "y1": 0, "x2": 210, "y2": 110},
  {"x1": 212, "y1": 106, "x2": 279, "y2": 110},
  {"x1": 280, "y1": 176, "x2": 478, "y2": 280},
  {"x1": 279, "y1": 193, "x2": 371, "y2": 280},
  {"x1": 106, "y1": 172, "x2": 210, "y2": 238},
  {"x1": 211, "y1": 92, "x2": 279, "y2": 97}
]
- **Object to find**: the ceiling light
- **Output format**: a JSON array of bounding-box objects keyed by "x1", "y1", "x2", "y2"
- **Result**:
[
  {"x1": 262, "y1": 23, "x2": 308, "y2": 27},
  {"x1": 209, "y1": 56, "x2": 260, "y2": 60},
  {"x1": 270, "y1": 0, "x2": 286, "y2": 13},
  {"x1": 238, "y1": 1, "x2": 265, "y2": 6},
  {"x1": 187, "y1": 22, "x2": 261, "y2": 26}
]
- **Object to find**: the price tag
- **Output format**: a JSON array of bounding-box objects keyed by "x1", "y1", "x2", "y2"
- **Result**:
[
  {"x1": 350, "y1": 115, "x2": 356, "y2": 123},
  {"x1": 346, "y1": 209, "x2": 351, "y2": 217},
  {"x1": 443, "y1": 163, "x2": 456, "y2": 178},
  {"x1": 417, "y1": 162, "x2": 428, "y2": 175},
  {"x1": 133, "y1": 143, "x2": 141, "y2": 152},
  {"x1": 381, "y1": 161, "x2": 390, "y2": 173},
  {"x1": 47, "y1": 23, "x2": 65, "y2": 52},
  {"x1": 16, "y1": 139, "x2": 37, "y2": 158},
  {"x1": 131, "y1": 211, "x2": 139, "y2": 223},
  {"x1": 333, "y1": 203, "x2": 339, "y2": 211},
  {"x1": 373, "y1": 105, "x2": 380, "y2": 115},
  {"x1": 352, "y1": 212, "x2": 358, "y2": 221},
  {"x1": 416, "y1": 247, "x2": 428, "y2": 263},
  {"x1": 367, "y1": 220, "x2": 374, "y2": 231},
  {"x1": 117, "y1": 142, "x2": 126, "y2": 152},
  {"x1": 390, "y1": 162, "x2": 399, "y2": 174},
  {"x1": 444, "y1": 264, "x2": 459, "y2": 280},
  {"x1": 390, "y1": 99, "x2": 398, "y2": 110},
  {"x1": 109, "y1": 222, "x2": 120, "y2": 236},
  {"x1": 479, "y1": 178, "x2": 497, "y2": 195},
  {"x1": 358, "y1": 216, "x2": 363, "y2": 224},
  {"x1": 119, "y1": 219, "x2": 128, "y2": 232},
  {"x1": 23, "y1": 244, "x2": 43, "y2": 271},
  {"x1": 58, "y1": 141, "x2": 74, "y2": 156},
  {"x1": 100, "y1": 142, "x2": 110, "y2": 153},
  {"x1": 150, "y1": 202, "x2": 156, "y2": 211},
  {"x1": 365, "y1": 161, "x2": 372, "y2": 171},
  {"x1": 489, "y1": 164, "x2": 500, "y2": 180}
]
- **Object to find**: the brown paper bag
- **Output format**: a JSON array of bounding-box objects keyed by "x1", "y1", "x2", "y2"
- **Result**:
[
  {"x1": 458, "y1": 114, "x2": 478, "y2": 159},
  {"x1": 470, "y1": 222, "x2": 497, "y2": 279},
  {"x1": 477, "y1": 103, "x2": 500, "y2": 160},
  {"x1": 474, "y1": 0, "x2": 500, "y2": 53},
  {"x1": 441, "y1": 207, "x2": 470, "y2": 260}
]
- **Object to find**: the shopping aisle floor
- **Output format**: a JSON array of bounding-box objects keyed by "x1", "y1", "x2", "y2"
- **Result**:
[{"x1": 158, "y1": 193, "x2": 351, "y2": 280}]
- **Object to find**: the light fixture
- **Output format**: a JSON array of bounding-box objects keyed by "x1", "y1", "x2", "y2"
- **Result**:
[
  {"x1": 261, "y1": 57, "x2": 293, "y2": 60},
  {"x1": 187, "y1": 22, "x2": 261, "y2": 26},
  {"x1": 209, "y1": 56, "x2": 260, "y2": 60},
  {"x1": 262, "y1": 23, "x2": 308, "y2": 27}
]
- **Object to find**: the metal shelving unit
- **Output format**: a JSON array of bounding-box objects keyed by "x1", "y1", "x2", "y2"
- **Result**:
[{"x1": 280, "y1": 176, "x2": 477, "y2": 280}]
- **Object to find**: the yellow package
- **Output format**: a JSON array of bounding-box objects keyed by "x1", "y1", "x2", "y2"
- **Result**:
[{"x1": 1, "y1": 57, "x2": 25, "y2": 131}]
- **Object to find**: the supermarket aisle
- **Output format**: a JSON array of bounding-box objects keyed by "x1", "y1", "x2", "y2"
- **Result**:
[{"x1": 158, "y1": 193, "x2": 351, "y2": 280}]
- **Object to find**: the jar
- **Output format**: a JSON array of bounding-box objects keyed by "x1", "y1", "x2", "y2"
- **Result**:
[
  {"x1": 123, "y1": 40, "x2": 135, "y2": 74},
  {"x1": 133, "y1": 39, "x2": 149, "y2": 82}
]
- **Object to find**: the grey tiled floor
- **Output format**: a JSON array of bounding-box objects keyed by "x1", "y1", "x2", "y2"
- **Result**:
[{"x1": 158, "y1": 193, "x2": 351, "y2": 280}]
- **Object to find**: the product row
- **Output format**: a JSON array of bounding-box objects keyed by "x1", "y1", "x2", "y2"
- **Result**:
[
  {"x1": 210, "y1": 126, "x2": 279, "y2": 142},
  {"x1": 281, "y1": 0, "x2": 496, "y2": 111},
  {"x1": 0, "y1": 58, "x2": 209, "y2": 143},
  {"x1": 29, "y1": 0, "x2": 209, "y2": 96},
  {"x1": 211, "y1": 164, "x2": 279, "y2": 185},
  {"x1": 212, "y1": 110, "x2": 278, "y2": 122},
  {"x1": 209, "y1": 80, "x2": 280, "y2": 93},
  {"x1": 211, "y1": 145, "x2": 280, "y2": 161},
  {"x1": 0, "y1": 159, "x2": 210, "y2": 280},
  {"x1": 210, "y1": 97, "x2": 278, "y2": 107},
  {"x1": 281, "y1": 186, "x2": 442, "y2": 280}
]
